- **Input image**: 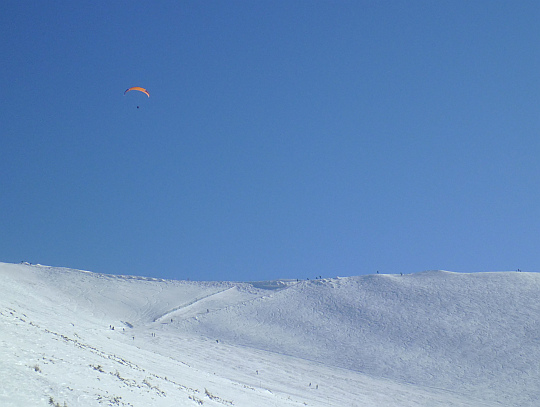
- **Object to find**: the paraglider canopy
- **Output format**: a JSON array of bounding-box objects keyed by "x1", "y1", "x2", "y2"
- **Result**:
[{"x1": 124, "y1": 87, "x2": 150, "y2": 97}]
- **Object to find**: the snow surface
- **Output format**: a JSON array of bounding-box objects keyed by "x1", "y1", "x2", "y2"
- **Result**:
[{"x1": 1, "y1": 262, "x2": 539, "y2": 406}]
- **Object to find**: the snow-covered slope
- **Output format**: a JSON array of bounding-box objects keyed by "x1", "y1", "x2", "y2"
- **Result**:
[{"x1": 1, "y1": 262, "x2": 538, "y2": 406}]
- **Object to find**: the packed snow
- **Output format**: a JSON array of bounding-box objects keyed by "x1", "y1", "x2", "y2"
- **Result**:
[{"x1": 1, "y1": 262, "x2": 539, "y2": 406}]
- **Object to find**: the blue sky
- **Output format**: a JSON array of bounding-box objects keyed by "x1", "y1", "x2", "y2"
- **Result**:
[{"x1": 1, "y1": 1, "x2": 539, "y2": 281}]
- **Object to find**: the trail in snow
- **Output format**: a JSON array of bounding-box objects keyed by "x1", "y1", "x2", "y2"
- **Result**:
[{"x1": 154, "y1": 287, "x2": 244, "y2": 322}]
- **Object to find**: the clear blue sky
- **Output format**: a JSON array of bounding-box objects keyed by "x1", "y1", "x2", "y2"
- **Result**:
[{"x1": 1, "y1": 1, "x2": 539, "y2": 281}]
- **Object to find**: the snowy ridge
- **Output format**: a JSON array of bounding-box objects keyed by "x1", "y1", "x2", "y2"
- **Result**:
[
  {"x1": 179, "y1": 270, "x2": 540, "y2": 404},
  {"x1": 1, "y1": 262, "x2": 538, "y2": 406}
]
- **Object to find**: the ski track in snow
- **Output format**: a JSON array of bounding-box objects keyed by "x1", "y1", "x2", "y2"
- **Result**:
[{"x1": 1, "y1": 262, "x2": 539, "y2": 406}]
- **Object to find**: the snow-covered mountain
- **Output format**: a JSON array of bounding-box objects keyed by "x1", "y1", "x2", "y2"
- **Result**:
[{"x1": 1, "y1": 262, "x2": 538, "y2": 406}]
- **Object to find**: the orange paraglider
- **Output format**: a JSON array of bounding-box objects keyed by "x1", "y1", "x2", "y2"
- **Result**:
[{"x1": 124, "y1": 87, "x2": 150, "y2": 97}]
